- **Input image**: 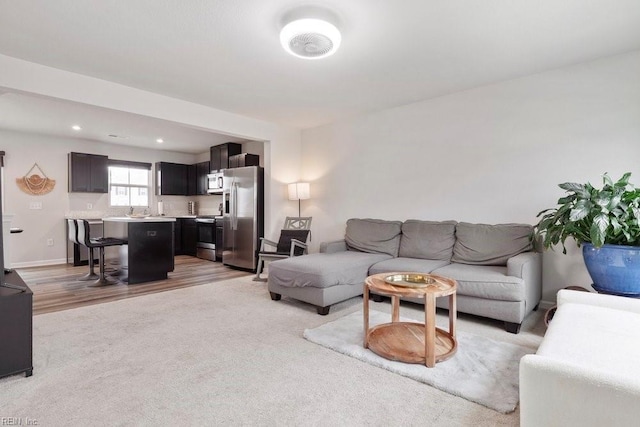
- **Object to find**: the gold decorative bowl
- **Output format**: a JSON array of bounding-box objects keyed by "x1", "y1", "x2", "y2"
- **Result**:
[{"x1": 384, "y1": 273, "x2": 435, "y2": 288}]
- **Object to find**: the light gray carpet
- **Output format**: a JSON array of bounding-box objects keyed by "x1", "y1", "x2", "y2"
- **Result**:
[
  {"x1": 0, "y1": 275, "x2": 545, "y2": 426},
  {"x1": 304, "y1": 310, "x2": 533, "y2": 414}
]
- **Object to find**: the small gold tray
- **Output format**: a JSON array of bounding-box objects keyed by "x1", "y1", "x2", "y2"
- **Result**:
[{"x1": 384, "y1": 274, "x2": 435, "y2": 288}]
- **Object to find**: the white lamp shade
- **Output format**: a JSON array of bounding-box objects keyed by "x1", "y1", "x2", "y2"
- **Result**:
[{"x1": 288, "y1": 182, "x2": 311, "y2": 200}]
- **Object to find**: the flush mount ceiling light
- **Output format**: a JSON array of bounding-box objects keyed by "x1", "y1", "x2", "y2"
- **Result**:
[{"x1": 280, "y1": 18, "x2": 341, "y2": 60}]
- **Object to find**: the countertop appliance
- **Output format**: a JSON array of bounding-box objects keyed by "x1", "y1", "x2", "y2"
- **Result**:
[
  {"x1": 195, "y1": 216, "x2": 217, "y2": 261},
  {"x1": 206, "y1": 172, "x2": 223, "y2": 194},
  {"x1": 222, "y1": 166, "x2": 264, "y2": 271}
]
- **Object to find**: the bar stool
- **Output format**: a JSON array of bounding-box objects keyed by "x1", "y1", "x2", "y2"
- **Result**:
[
  {"x1": 76, "y1": 219, "x2": 127, "y2": 286},
  {"x1": 67, "y1": 219, "x2": 98, "y2": 281}
]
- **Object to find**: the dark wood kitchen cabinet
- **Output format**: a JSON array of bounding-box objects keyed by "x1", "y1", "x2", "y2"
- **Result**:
[
  {"x1": 196, "y1": 161, "x2": 210, "y2": 195},
  {"x1": 156, "y1": 162, "x2": 188, "y2": 196},
  {"x1": 187, "y1": 161, "x2": 210, "y2": 196},
  {"x1": 182, "y1": 218, "x2": 197, "y2": 256},
  {"x1": 68, "y1": 152, "x2": 108, "y2": 193},
  {"x1": 174, "y1": 217, "x2": 182, "y2": 254},
  {"x1": 187, "y1": 164, "x2": 197, "y2": 196},
  {"x1": 174, "y1": 218, "x2": 197, "y2": 256},
  {"x1": 0, "y1": 271, "x2": 33, "y2": 379},
  {"x1": 210, "y1": 143, "x2": 241, "y2": 172}
]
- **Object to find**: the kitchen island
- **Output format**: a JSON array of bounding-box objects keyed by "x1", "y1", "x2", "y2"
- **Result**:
[{"x1": 103, "y1": 217, "x2": 175, "y2": 284}]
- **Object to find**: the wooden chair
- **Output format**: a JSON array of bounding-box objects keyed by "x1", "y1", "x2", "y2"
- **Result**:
[
  {"x1": 67, "y1": 219, "x2": 99, "y2": 281},
  {"x1": 253, "y1": 217, "x2": 312, "y2": 281},
  {"x1": 76, "y1": 219, "x2": 127, "y2": 286},
  {"x1": 283, "y1": 216, "x2": 312, "y2": 231}
]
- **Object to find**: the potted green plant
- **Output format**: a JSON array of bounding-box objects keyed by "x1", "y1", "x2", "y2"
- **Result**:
[{"x1": 534, "y1": 172, "x2": 640, "y2": 296}]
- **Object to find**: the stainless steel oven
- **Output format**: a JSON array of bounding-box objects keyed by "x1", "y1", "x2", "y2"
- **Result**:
[{"x1": 195, "y1": 217, "x2": 216, "y2": 261}]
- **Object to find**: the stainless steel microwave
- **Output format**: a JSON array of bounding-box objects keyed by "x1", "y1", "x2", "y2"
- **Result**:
[{"x1": 207, "y1": 173, "x2": 223, "y2": 194}]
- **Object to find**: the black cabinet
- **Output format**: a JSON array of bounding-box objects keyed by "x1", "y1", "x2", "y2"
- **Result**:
[
  {"x1": 182, "y1": 219, "x2": 197, "y2": 256},
  {"x1": 0, "y1": 271, "x2": 33, "y2": 379},
  {"x1": 187, "y1": 164, "x2": 197, "y2": 196},
  {"x1": 156, "y1": 162, "x2": 188, "y2": 196},
  {"x1": 228, "y1": 153, "x2": 260, "y2": 168},
  {"x1": 174, "y1": 218, "x2": 197, "y2": 256},
  {"x1": 174, "y1": 218, "x2": 183, "y2": 255},
  {"x1": 210, "y1": 143, "x2": 242, "y2": 172},
  {"x1": 68, "y1": 152, "x2": 108, "y2": 193},
  {"x1": 215, "y1": 221, "x2": 223, "y2": 261},
  {"x1": 186, "y1": 161, "x2": 210, "y2": 196},
  {"x1": 196, "y1": 161, "x2": 210, "y2": 195}
]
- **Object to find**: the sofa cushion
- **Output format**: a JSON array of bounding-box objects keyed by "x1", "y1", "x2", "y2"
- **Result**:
[
  {"x1": 368, "y1": 257, "x2": 450, "y2": 275},
  {"x1": 451, "y1": 222, "x2": 533, "y2": 266},
  {"x1": 345, "y1": 218, "x2": 403, "y2": 257},
  {"x1": 431, "y1": 263, "x2": 524, "y2": 302},
  {"x1": 399, "y1": 220, "x2": 457, "y2": 260},
  {"x1": 268, "y1": 251, "x2": 392, "y2": 289}
]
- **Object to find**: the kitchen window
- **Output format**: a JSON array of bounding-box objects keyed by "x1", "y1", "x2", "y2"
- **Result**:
[{"x1": 108, "y1": 160, "x2": 152, "y2": 207}]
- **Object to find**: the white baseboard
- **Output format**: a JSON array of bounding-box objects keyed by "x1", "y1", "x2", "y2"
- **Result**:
[{"x1": 12, "y1": 258, "x2": 68, "y2": 269}]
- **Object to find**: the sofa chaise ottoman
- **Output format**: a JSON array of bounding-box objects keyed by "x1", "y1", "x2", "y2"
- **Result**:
[
  {"x1": 268, "y1": 218, "x2": 542, "y2": 333},
  {"x1": 520, "y1": 289, "x2": 640, "y2": 426}
]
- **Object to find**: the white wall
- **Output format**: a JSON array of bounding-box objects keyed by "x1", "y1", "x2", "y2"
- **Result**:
[
  {"x1": 0, "y1": 54, "x2": 303, "y2": 260},
  {"x1": 301, "y1": 50, "x2": 640, "y2": 303}
]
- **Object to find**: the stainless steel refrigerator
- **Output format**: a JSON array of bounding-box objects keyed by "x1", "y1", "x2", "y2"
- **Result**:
[{"x1": 222, "y1": 166, "x2": 264, "y2": 271}]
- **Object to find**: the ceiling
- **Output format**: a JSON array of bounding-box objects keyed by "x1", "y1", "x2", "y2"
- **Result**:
[
  {"x1": 0, "y1": 91, "x2": 244, "y2": 154},
  {"x1": 0, "y1": 0, "x2": 639, "y2": 150}
]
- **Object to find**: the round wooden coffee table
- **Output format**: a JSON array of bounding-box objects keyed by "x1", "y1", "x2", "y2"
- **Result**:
[{"x1": 363, "y1": 272, "x2": 457, "y2": 368}]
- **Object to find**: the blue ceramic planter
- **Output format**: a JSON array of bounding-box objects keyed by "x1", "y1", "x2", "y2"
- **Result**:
[{"x1": 583, "y1": 243, "x2": 640, "y2": 297}]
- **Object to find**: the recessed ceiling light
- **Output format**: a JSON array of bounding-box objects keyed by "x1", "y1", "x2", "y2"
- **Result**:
[
  {"x1": 72, "y1": 125, "x2": 82, "y2": 131},
  {"x1": 280, "y1": 18, "x2": 341, "y2": 60},
  {"x1": 156, "y1": 138, "x2": 164, "y2": 143}
]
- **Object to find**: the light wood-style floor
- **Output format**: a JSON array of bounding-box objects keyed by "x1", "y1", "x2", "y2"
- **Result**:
[{"x1": 17, "y1": 256, "x2": 251, "y2": 315}]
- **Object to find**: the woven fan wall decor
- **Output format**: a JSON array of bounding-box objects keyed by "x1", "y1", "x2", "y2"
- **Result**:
[{"x1": 16, "y1": 163, "x2": 56, "y2": 195}]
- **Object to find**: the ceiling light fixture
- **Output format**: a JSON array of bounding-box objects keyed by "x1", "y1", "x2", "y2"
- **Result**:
[
  {"x1": 280, "y1": 18, "x2": 341, "y2": 60},
  {"x1": 72, "y1": 125, "x2": 82, "y2": 131},
  {"x1": 156, "y1": 138, "x2": 164, "y2": 143}
]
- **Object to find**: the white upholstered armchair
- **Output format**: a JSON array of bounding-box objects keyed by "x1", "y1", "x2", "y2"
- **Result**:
[{"x1": 520, "y1": 289, "x2": 640, "y2": 427}]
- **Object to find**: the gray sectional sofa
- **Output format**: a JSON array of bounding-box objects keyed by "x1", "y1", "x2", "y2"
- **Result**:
[{"x1": 268, "y1": 218, "x2": 542, "y2": 333}]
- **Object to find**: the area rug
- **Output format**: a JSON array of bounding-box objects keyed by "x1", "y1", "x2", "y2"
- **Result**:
[{"x1": 303, "y1": 310, "x2": 533, "y2": 414}]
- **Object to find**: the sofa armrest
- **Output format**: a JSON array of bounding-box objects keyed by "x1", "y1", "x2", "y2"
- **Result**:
[
  {"x1": 520, "y1": 354, "x2": 640, "y2": 427},
  {"x1": 507, "y1": 251, "x2": 542, "y2": 311},
  {"x1": 320, "y1": 240, "x2": 347, "y2": 253},
  {"x1": 558, "y1": 289, "x2": 640, "y2": 314},
  {"x1": 507, "y1": 251, "x2": 540, "y2": 279}
]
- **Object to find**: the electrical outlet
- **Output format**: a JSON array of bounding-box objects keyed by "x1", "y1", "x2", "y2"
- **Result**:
[
  {"x1": 47, "y1": 238, "x2": 54, "y2": 246},
  {"x1": 29, "y1": 202, "x2": 42, "y2": 210},
  {"x1": 87, "y1": 203, "x2": 93, "y2": 210}
]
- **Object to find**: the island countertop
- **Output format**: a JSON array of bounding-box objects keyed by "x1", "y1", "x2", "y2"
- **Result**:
[{"x1": 103, "y1": 216, "x2": 176, "y2": 222}]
